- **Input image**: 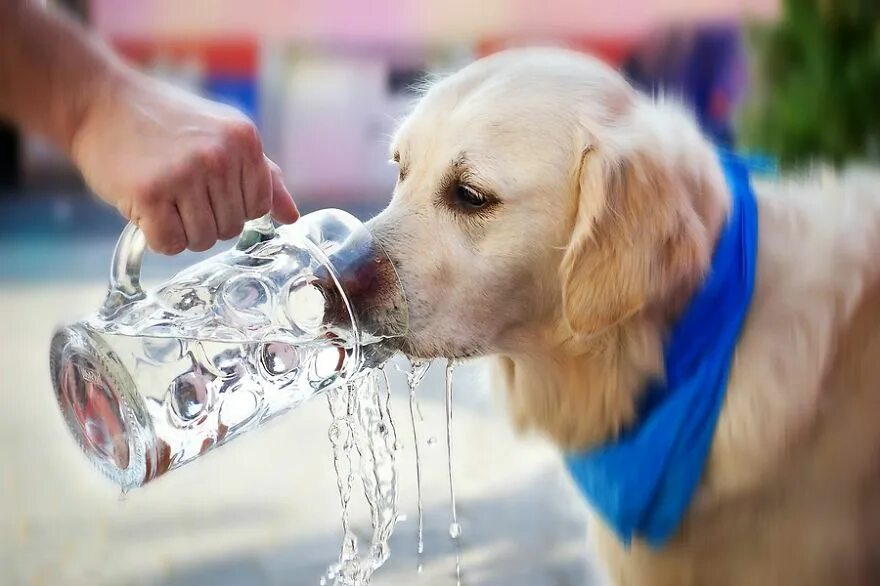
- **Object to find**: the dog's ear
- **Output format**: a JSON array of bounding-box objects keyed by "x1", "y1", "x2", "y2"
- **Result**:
[{"x1": 560, "y1": 141, "x2": 714, "y2": 337}]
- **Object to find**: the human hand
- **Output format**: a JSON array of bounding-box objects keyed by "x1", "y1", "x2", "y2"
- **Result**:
[{"x1": 71, "y1": 72, "x2": 298, "y2": 254}]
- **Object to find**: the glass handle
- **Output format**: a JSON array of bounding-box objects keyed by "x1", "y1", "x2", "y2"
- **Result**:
[
  {"x1": 99, "y1": 215, "x2": 276, "y2": 319},
  {"x1": 100, "y1": 221, "x2": 147, "y2": 319}
]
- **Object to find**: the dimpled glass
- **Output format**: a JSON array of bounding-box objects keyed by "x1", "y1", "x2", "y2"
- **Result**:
[{"x1": 49, "y1": 210, "x2": 407, "y2": 490}]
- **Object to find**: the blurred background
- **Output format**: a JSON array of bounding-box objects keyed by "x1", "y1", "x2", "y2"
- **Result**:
[{"x1": 3, "y1": 0, "x2": 880, "y2": 584}]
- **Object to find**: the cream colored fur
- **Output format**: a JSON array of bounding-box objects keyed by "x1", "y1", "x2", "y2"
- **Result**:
[{"x1": 368, "y1": 48, "x2": 880, "y2": 585}]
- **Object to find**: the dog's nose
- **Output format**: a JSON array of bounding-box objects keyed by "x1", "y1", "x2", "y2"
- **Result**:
[{"x1": 306, "y1": 212, "x2": 408, "y2": 345}]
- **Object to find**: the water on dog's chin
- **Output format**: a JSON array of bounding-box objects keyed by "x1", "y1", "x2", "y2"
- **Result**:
[{"x1": 324, "y1": 369, "x2": 400, "y2": 585}]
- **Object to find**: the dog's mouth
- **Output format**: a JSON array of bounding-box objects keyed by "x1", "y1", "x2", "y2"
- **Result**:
[{"x1": 395, "y1": 335, "x2": 485, "y2": 362}]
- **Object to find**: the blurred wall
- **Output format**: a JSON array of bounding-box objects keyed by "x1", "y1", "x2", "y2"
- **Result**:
[
  {"x1": 88, "y1": 0, "x2": 778, "y2": 41},
  {"x1": 16, "y1": 0, "x2": 779, "y2": 214}
]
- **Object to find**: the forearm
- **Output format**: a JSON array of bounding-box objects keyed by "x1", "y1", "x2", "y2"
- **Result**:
[
  {"x1": 0, "y1": 0, "x2": 298, "y2": 253},
  {"x1": 0, "y1": 0, "x2": 128, "y2": 153}
]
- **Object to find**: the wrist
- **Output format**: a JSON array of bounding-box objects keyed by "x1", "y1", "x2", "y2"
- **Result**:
[{"x1": 67, "y1": 55, "x2": 131, "y2": 163}]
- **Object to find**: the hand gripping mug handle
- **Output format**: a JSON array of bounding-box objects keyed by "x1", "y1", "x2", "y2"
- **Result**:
[{"x1": 99, "y1": 215, "x2": 277, "y2": 320}]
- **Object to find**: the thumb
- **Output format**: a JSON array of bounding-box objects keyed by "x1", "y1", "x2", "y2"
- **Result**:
[{"x1": 266, "y1": 157, "x2": 299, "y2": 224}]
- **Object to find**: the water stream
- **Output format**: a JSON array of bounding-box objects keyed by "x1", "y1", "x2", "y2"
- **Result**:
[
  {"x1": 324, "y1": 357, "x2": 463, "y2": 584},
  {"x1": 405, "y1": 360, "x2": 432, "y2": 558},
  {"x1": 445, "y1": 360, "x2": 461, "y2": 541},
  {"x1": 324, "y1": 368, "x2": 400, "y2": 585}
]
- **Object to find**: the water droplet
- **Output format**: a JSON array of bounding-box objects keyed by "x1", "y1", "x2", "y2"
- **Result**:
[
  {"x1": 319, "y1": 578, "x2": 326, "y2": 586},
  {"x1": 449, "y1": 522, "x2": 462, "y2": 540},
  {"x1": 168, "y1": 370, "x2": 212, "y2": 422},
  {"x1": 427, "y1": 436, "x2": 438, "y2": 447}
]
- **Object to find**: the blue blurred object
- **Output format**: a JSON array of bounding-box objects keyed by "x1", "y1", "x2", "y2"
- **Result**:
[
  {"x1": 740, "y1": 152, "x2": 779, "y2": 177},
  {"x1": 624, "y1": 24, "x2": 747, "y2": 149},
  {"x1": 204, "y1": 75, "x2": 259, "y2": 123},
  {"x1": 0, "y1": 192, "x2": 124, "y2": 240}
]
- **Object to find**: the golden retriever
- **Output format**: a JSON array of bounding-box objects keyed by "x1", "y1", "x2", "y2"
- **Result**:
[{"x1": 368, "y1": 48, "x2": 880, "y2": 585}]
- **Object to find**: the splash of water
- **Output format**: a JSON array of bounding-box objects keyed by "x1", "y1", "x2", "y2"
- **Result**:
[
  {"x1": 367, "y1": 370, "x2": 399, "y2": 566},
  {"x1": 324, "y1": 358, "x2": 466, "y2": 584},
  {"x1": 325, "y1": 369, "x2": 400, "y2": 585}
]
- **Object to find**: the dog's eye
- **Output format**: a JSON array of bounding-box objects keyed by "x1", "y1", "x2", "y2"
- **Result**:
[{"x1": 453, "y1": 183, "x2": 488, "y2": 210}]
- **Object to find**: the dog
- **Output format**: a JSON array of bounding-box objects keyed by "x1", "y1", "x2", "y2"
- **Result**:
[{"x1": 367, "y1": 48, "x2": 880, "y2": 585}]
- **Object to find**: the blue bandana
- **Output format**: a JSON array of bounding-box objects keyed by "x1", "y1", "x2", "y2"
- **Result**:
[{"x1": 565, "y1": 150, "x2": 759, "y2": 547}]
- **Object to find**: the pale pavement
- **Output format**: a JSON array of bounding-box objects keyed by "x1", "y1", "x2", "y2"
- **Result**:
[{"x1": 0, "y1": 281, "x2": 604, "y2": 586}]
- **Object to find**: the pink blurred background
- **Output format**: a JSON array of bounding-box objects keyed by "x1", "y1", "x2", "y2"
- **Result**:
[{"x1": 4, "y1": 0, "x2": 777, "y2": 232}]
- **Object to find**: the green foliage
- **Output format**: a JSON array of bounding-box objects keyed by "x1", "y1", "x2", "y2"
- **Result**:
[{"x1": 741, "y1": 0, "x2": 880, "y2": 168}]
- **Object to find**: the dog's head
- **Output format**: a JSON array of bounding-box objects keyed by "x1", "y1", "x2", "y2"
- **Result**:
[{"x1": 370, "y1": 48, "x2": 728, "y2": 366}]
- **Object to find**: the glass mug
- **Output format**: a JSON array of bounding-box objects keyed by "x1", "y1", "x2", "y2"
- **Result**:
[{"x1": 49, "y1": 210, "x2": 407, "y2": 491}]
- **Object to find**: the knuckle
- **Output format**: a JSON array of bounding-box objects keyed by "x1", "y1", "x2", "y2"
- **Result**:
[
  {"x1": 228, "y1": 119, "x2": 261, "y2": 156},
  {"x1": 169, "y1": 160, "x2": 197, "y2": 185},
  {"x1": 197, "y1": 144, "x2": 226, "y2": 172},
  {"x1": 135, "y1": 178, "x2": 164, "y2": 206},
  {"x1": 248, "y1": 197, "x2": 271, "y2": 219}
]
